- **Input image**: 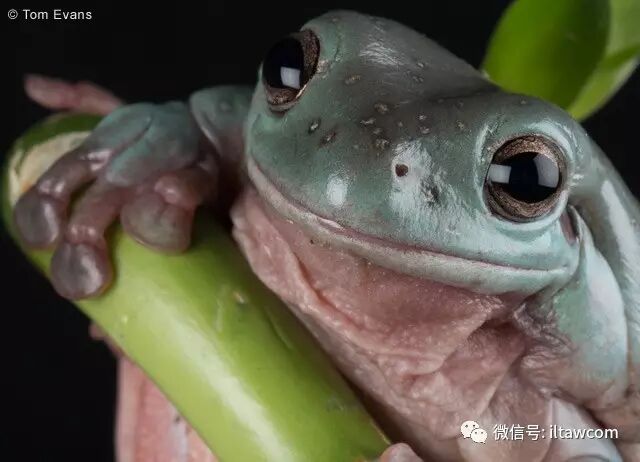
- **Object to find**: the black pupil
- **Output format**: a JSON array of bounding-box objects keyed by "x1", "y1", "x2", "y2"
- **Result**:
[
  {"x1": 263, "y1": 37, "x2": 305, "y2": 90},
  {"x1": 490, "y1": 152, "x2": 560, "y2": 203}
]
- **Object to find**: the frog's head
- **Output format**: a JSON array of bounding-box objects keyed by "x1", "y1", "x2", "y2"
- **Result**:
[{"x1": 245, "y1": 10, "x2": 595, "y2": 295}]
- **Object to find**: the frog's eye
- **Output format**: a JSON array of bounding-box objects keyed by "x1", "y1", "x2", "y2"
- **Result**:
[
  {"x1": 262, "y1": 30, "x2": 319, "y2": 110},
  {"x1": 486, "y1": 136, "x2": 565, "y2": 221}
]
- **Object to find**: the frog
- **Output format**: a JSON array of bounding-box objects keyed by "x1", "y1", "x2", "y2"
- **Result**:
[{"x1": 12, "y1": 10, "x2": 640, "y2": 462}]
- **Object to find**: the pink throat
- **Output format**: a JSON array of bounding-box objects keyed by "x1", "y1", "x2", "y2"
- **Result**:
[{"x1": 230, "y1": 188, "x2": 528, "y2": 447}]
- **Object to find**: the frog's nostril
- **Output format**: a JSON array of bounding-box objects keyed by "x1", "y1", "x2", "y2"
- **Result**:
[{"x1": 395, "y1": 164, "x2": 409, "y2": 177}]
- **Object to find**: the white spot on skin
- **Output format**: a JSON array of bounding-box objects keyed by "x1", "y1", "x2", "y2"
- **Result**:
[
  {"x1": 316, "y1": 59, "x2": 330, "y2": 74},
  {"x1": 423, "y1": 185, "x2": 438, "y2": 204},
  {"x1": 326, "y1": 174, "x2": 348, "y2": 208},
  {"x1": 308, "y1": 119, "x2": 320, "y2": 133},
  {"x1": 374, "y1": 102, "x2": 390, "y2": 114},
  {"x1": 446, "y1": 224, "x2": 460, "y2": 236},
  {"x1": 375, "y1": 138, "x2": 390, "y2": 150},
  {"x1": 344, "y1": 75, "x2": 361, "y2": 85}
]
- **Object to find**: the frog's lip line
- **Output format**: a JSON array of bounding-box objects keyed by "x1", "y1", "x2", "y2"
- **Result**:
[{"x1": 247, "y1": 157, "x2": 572, "y2": 295}]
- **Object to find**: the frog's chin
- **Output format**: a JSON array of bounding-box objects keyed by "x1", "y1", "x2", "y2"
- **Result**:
[{"x1": 247, "y1": 157, "x2": 572, "y2": 296}]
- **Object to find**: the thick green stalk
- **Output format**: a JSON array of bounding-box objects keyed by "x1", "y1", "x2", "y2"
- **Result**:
[{"x1": 2, "y1": 114, "x2": 389, "y2": 461}]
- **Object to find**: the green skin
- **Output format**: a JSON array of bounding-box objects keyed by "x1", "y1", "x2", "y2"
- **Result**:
[{"x1": 12, "y1": 10, "x2": 640, "y2": 462}]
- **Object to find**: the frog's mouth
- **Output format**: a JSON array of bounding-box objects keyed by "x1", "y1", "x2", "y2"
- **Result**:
[
  {"x1": 233, "y1": 163, "x2": 537, "y2": 452},
  {"x1": 247, "y1": 157, "x2": 573, "y2": 297}
]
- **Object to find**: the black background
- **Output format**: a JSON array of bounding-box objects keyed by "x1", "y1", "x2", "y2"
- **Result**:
[{"x1": 4, "y1": 2, "x2": 640, "y2": 461}]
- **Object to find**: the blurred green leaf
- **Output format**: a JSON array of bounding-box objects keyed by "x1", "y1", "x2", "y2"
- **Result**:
[
  {"x1": 483, "y1": 0, "x2": 610, "y2": 111},
  {"x1": 569, "y1": 0, "x2": 640, "y2": 119}
]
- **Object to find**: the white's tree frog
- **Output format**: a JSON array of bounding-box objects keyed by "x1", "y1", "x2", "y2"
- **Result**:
[{"x1": 14, "y1": 11, "x2": 640, "y2": 462}]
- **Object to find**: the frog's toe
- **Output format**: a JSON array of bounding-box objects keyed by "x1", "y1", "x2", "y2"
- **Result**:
[
  {"x1": 121, "y1": 192, "x2": 193, "y2": 252},
  {"x1": 121, "y1": 166, "x2": 216, "y2": 252},
  {"x1": 14, "y1": 143, "x2": 112, "y2": 249},
  {"x1": 49, "y1": 182, "x2": 125, "y2": 299},
  {"x1": 13, "y1": 189, "x2": 66, "y2": 248},
  {"x1": 50, "y1": 240, "x2": 112, "y2": 299},
  {"x1": 24, "y1": 74, "x2": 123, "y2": 115}
]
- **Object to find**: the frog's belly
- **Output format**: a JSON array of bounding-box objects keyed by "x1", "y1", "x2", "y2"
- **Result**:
[{"x1": 230, "y1": 187, "x2": 625, "y2": 462}]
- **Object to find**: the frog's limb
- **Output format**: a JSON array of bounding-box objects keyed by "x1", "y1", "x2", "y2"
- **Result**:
[
  {"x1": 121, "y1": 164, "x2": 217, "y2": 251},
  {"x1": 189, "y1": 86, "x2": 253, "y2": 210},
  {"x1": 567, "y1": 144, "x2": 640, "y2": 441},
  {"x1": 520, "y1": 208, "x2": 636, "y2": 449},
  {"x1": 24, "y1": 74, "x2": 123, "y2": 115},
  {"x1": 48, "y1": 180, "x2": 127, "y2": 298},
  {"x1": 543, "y1": 400, "x2": 623, "y2": 462},
  {"x1": 14, "y1": 87, "x2": 251, "y2": 299},
  {"x1": 14, "y1": 142, "x2": 114, "y2": 249}
]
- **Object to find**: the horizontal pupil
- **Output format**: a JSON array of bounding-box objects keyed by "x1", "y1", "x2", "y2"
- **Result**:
[
  {"x1": 263, "y1": 37, "x2": 305, "y2": 90},
  {"x1": 489, "y1": 152, "x2": 560, "y2": 203}
]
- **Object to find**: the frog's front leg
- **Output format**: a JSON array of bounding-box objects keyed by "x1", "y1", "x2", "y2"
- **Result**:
[
  {"x1": 518, "y1": 211, "x2": 637, "y2": 461},
  {"x1": 14, "y1": 83, "x2": 253, "y2": 299}
]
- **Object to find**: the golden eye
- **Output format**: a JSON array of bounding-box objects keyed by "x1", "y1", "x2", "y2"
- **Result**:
[
  {"x1": 486, "y1": 136, "x2": 565, "y2": 221},
  {"x1": 262, "y1": 30, "x2": 319, "y2": 110}
]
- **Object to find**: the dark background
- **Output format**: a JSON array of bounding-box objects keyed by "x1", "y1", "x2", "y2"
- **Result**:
[{"x1": 4, "y1": 2, "x2": 640, "y2": 461}]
